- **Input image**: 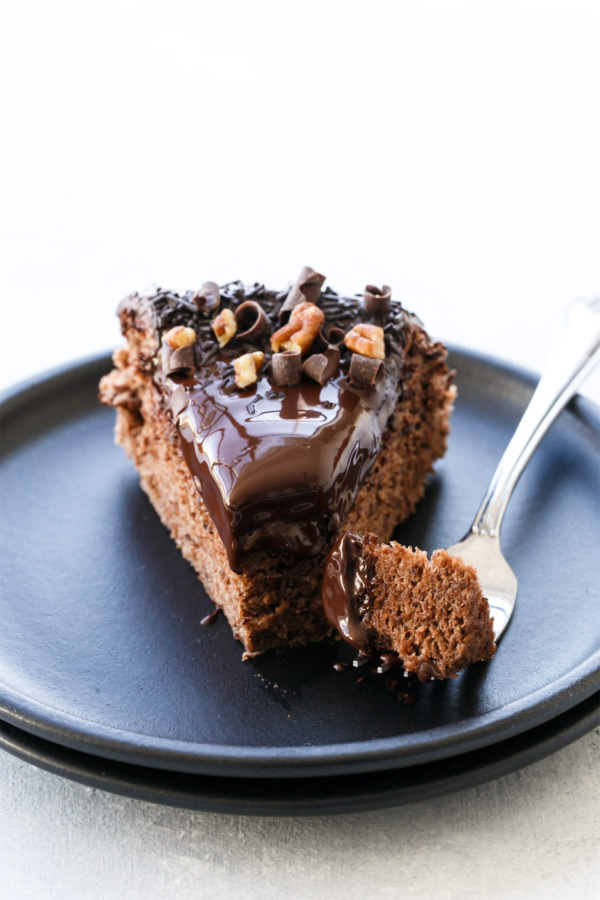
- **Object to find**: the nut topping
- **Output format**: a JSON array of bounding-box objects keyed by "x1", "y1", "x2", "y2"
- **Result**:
[
  {"x1": 164, "y1": 325, "x2": 197, "y2": 349},
  {"x1": 344, "y1": 322, "x2": 385, "y2": 360},
  {"x1": 270, "y1": 301, "x2": 325, "y2": 355},
  {"x1": 212, "y1": 308, "x2": 237, "y2": 347},
  {"x1": 234, "y1": 351, "x2": 265, "y2": 389}
]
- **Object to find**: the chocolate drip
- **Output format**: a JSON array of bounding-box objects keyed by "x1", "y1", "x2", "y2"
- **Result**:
[
  {"x1": 177, "y1": 362, "x2": 397, "y2": 572},
  {"x1": 322, "y1": 532, "x2": 375, "y2": 650}
]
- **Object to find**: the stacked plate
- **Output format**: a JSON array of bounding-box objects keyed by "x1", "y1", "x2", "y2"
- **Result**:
[{"x1": 1, "y1": 352, "x2": 598, "y2": 815}]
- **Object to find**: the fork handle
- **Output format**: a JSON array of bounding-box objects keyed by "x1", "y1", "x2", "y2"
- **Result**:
[{"x1": 471, "y1": 296, "x2": 600, "y2": 538}]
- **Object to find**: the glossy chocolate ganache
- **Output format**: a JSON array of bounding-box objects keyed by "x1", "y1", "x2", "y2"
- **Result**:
[
  {"x1": 321, "y1": 531, "x2": 375, "y2": 651},
  {"x1": 123, "y1": 270, "x2": 419, "y2": 573}
]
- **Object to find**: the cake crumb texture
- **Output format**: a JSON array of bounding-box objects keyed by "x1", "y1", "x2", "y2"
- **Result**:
[{"x1": 361, "y1": 533, "x2": 496, "y2": 679}]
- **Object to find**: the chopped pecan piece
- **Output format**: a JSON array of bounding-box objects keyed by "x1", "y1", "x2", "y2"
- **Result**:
[
  {"x1": 212, "y1": 308, "x2": 237, "y2": 347},
  {"x1": 164, "y1": 325, "x2": 197, "y2": 349},
  {"x1": 344, "y1": 323, "x2": 385, "y2": 360},
  {"x1": 270, "y1": 302, "x2": 324, "y2": 355},
  {"x1": 234, "y1": 351, "x2": 265, "y2": 389}
]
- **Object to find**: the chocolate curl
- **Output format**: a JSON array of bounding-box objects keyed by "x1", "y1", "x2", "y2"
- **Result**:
[
  {"x1": 363, "y1": 284, "x2": 392, "y2": 322},
  {"x1": 349, "y1": 352, "x2": 384, "y2": 388},
  {"x1": 234, "y1": 300, "x2": 271, "y2": 341},
  {"x1": 302, "y1": 346, "x2": 340, "y2": 386},
  {"x1": 312, "y1": 324, "x2": 346, "y2": 354},
  {"x1": 193, "y1": 281, "x2": 221, "y2": 312},
  {"x1": 322, "y1": 324, "x2": 346, "y2": 346},
  {"x1": 164, "y1": 344, "x2": 197, "y2": 377},
  {"x1": 272, "y1": 349, "x2": 302, "y2": 385},
  {"x1": 311, "y1": 331, "x2": 328, "y2": 353},
  {"x1": 279, "y1": 266, "x2": 326, "y2": 317}
]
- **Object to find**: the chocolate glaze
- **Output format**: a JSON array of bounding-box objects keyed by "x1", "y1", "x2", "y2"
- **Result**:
[
  {"x1": 322, "y1": 532, "x2": 447, "y2": 683},
  {"x1": 127, "y1": 281, "x2": 415, "y2": 573},
  {"x1": 321, "y1": 532, "x2": 374, "y2": 650}
]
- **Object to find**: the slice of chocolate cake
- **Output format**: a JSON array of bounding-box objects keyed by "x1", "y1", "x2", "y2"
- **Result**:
[
  {"x1": 99, "y1": 267, "x2": 456, "y2": 657},
  {"x1": 322, "y1": 532, "x2": 496, "y2": 681}
]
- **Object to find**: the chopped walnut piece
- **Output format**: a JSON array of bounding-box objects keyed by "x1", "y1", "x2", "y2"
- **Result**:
[
  {"x1": 270, "y1": 301, "x2": 324, "y2": 355},
  {"x1": 164, "y1": 325, "x2": 197, "y2": 349},
  {"x1": 344, "y1": 323, "x2": 385, "y2": 360},
  {"x1": 212, "y1": 308, "x2": 237, "y2": 347},
  {"x1": 234, "y1": 351, "x2": 265, "y2": 389}
]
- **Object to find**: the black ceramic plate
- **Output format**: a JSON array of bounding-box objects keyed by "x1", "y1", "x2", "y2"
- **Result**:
[
  {"x1": 1, "y1": 351, "x2": 599, "y2": 781},
  {"x1": 1, "y1": 692, "x2": 597, "y2": 815}
]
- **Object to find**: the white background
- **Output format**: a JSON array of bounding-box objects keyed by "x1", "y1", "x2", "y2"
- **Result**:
[
  {"x1": 1, "y1": 0, "x2": 599, "y2": 397},
  {"x1": 1, "y1": 2, "x2": 599, "y2": 898}
]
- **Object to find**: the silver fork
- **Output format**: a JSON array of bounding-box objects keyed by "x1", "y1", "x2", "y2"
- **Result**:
[{"x1": 446, "y1": 296, "x2": 600, "y2": 642}]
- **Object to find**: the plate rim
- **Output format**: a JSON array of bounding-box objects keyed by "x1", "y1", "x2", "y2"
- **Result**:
[
  {"x1": 1, "y1": 657, "x2": 599, "y2": 778},
  {"x1": 1, "y1": 692, "x2": 598, "y2": 815},
  {"x1": 1, "y1": 350, "x2": 599, "y2": 779}
]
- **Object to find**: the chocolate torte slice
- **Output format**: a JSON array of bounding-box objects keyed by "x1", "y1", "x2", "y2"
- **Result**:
[
  {"x1": 323, "y1": 532, "x2": 496, "y2": 681},
  {"x1": 99, "y1": 267, "x2": 456, "y2": 657}
]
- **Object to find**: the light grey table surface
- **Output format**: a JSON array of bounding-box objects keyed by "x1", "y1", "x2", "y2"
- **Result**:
[
  {"x1": 1, "y1": 2, "x2": 599, "y2": 897},
  {"x1": 1, "y1": 729, "x2": 598, "y2": 900}
]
